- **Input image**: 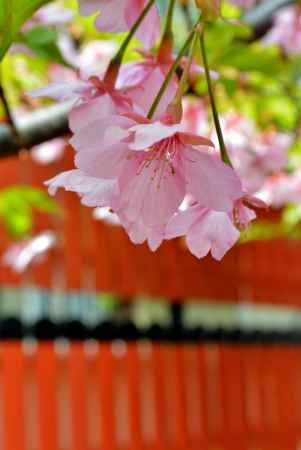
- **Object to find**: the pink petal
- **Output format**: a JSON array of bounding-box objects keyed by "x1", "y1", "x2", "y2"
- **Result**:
[
  {"x1": 165, "y1": 205, "x2": 203, "y2": 239},
  {"x1": 118, "y1": 152, "x2": 186, "y2": 227},
  {"x1": 45, "y1": 169, "x2": 100, "y2": 195},
  {"x1": 129, "y1": 121, "x2": 182, "y2": 150},
  {"x1": 184, "y1": 147, "x2": 243, "y2": 212},
  {"x1": 69, "y1": 94, "x2": 116, "y2": 132},
  {"x1": 78, "y1": 0, "x2": 103, "y2": 15},
  {"x1": 45, "y1": 169, "x2": 116, "y2": 206},
  {"x1": 126, "y1": 67, "x2": 178, "y2": 119},
  {"x1": 134, "y1": 2, "x2": 160, "y2": 48},
  {"x1": 75, "y1": 142, "x2": 129, "y2": 179},
  {"x1": 70, "y1": 115, "x2": 133, "y2": 152},
  {"x1": 187, "y1": 210, "x2": 240, "y2": 260},
  {"x1": 94, "y1": 0, "x2": 128, "y2": 32},
  {"x1": 29, "y1": 81, "x2": 90, "y2": 100},
  {"x1": 179, "y1": 132, "x2": 214, "y2": 147}
]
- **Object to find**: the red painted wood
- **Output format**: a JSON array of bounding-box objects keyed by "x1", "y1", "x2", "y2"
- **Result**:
[
  {"x1": 2, "y1": 342, "x2": 25, "y2": 450},
  {"x1": 36, "y1": 343, "x2": 58, "y2": 450},
  {"x1": 126, "y1": 344, "x2": 142, "y2": 450},
  {"x1": 98, "y1": 343, "x2": 116, "y2": 449},
  {"x1": 0, "y1": 343, "x2": 301, "y2": 449},
  {"x1": 68, "y1": 343, "x2": 88, "y2": 450}
]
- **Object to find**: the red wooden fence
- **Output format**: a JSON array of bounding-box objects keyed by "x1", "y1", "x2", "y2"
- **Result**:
[
  {"x1": 0, "y1": 149, "x2": 300, "y2": 305},
  {"x1": 0, "y1": 341, "x2": 300, "y2": 450}
]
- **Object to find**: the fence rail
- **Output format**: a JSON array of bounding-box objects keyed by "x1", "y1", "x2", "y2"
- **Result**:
[{"x1": 0, "y1": 341, "x2": 300, "y2": 450}]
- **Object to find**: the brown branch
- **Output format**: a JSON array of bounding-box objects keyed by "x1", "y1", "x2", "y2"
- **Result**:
[{"x1": 0, "y1": 102, "x2": 70, "y2": 158}]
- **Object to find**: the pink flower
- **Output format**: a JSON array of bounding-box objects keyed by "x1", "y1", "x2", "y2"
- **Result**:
[
  {"x1": 117, "y1": 49, "x2": 217, "y2": 118},
  {"x1": 23, "y1": 3, "x2": 74, "y2": 30},
  {"x1": 46, "y1": 113, "x2": 243, "y2": 254},
  {"x1": 78, "y1": 0, "x2": 160, "y2": 48},
  {"x1": 31, "y1": 137, "x2": 66, "y2": 165},
  {"x1": 263, "y1": 6, "x2": 301, "y2": 55},
  {"x1": 79, "y1": 40, "x2": 118, "y2": 78},
  {"x1": 71, "y1": 114, "x2": 242, "y2": 221},
  {"x1": 119, "y1": 213, "x2": 165, "y2": 250},
  {"x1": 258, "y1": 171, "x2": 301, "y2": 208},
  {"x1": 217, "y1": 114, "x2": 290, "y2": 193},
  {"x1": 166, "y1": 204, "x2": 241, "y2": 260},
  {"x1": 182, "y1": 96, "x2": 209, "y2": 136},
  {"x1": 29, "y1": 75, "x2": 133, "y2": 132},
  {"x1": 2, "y1": 231, "x2": 57, "y2": 273},
  {"x1": 117, "y1": 49, "x2": 178, "y2": 118},
  {"x1": 166, "y1": 195, "x2": 263, "y2": 260},
  {"x1": 46, "y1": 169, "x2": 117, "y2": 207}
]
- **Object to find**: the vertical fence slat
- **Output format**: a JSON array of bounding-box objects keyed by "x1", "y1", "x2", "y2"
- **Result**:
[
  {"x1": 2, "y1": 340, "x2": 301, "y2": 450},
  {"x1": 218, "y1": 345, "x2": 248, "y2": 450},
  {"x1": 273, "y1": 346, "x2": 301, "y2": 450},
  {"x1": 69, "y1": 343, "x2": 88, "y2": 450},
  {"x1": 127, "y1": 344, "x2": 141, "y2": 450},
  {"x1": 168, "y1": 345, "x2": 189, "y2": 449},
  {"x1": 152, "y1": 344, "x2": 166, "y2": 450},
  {"x1": 98, "y1": 343, "x2": 116, "y2": 449},
  {"x1": 36, "y1": 343, "x2": 58, "y2": 450},
  {"x1": 2, "y1": 342, "x2": 25, "y2": 450}
]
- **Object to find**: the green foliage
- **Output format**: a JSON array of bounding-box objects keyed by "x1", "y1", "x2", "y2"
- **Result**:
[
  {"x1": 0, "y1": 0, "x2": 51, "y2": 61},
  {"x1": 0, "y1": 186, "x2": 58, "y2": 238},
  {"x1": 18, "y1": 26, "x2": 66, "y2": 64}
]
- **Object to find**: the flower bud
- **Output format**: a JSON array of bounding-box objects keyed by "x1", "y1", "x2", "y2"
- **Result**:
[{"x1": 195, "y1": 0, "x2": 221, "y2": 21}]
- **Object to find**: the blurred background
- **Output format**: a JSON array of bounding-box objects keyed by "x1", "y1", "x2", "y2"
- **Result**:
[{"x1": 1, "y1": 0, "x2": 301, "y2": 449}]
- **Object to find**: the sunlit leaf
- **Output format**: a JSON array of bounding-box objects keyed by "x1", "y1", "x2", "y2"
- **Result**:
[{"x1": 0, "y1": 0, "x2": 51, "y2": 61}]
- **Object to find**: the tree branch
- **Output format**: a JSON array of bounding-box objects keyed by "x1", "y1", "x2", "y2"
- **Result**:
[{"x1": 0, "y1": 102, "x2": 70, "y2": 157}]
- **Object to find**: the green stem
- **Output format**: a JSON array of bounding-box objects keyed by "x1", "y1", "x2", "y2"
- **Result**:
[
  {"x1": 105, "y1": 0, "x2": 155, "y2": 83},
  {"x1": 147, "y1": 30, "x2": 195, "y2": 119},
  {"x1": 199, "y1": 29, "x2": 232, "y2": 166},
  {"x1": 159, "y1": 0, "x2": 176, "y2": 46},
  {"x1": 173, "y1": 31, "x2": 198, "y2": 104}
]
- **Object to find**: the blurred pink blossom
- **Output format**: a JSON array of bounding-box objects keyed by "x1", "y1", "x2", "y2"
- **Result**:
[
  {"x1": 216, "y1": 114, "x2": 290, "y2": 193},
  {"x1": 263, "y1": 5, "x2": 301, "y2": 54},
  {"x1": 23, "y1": 3, "x2": 74, "y2": 30},
  {"x1": 78, "y1": 0, "x2": 160, "y2": 48},
  {"x1": 31, "y1": 138, "x2": 66, "y2": 165},
  {"x1": 258, "y1": 171, "x2": 301, "y2": 208},
  {"x1": 2, "y1": 231, "x2": 57, "y2": 273}
]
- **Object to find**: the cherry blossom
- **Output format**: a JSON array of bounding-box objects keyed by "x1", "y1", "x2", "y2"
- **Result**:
[
  {"x1": 46, "y1": 113, "x2": 243, "y2": 253},
  {"x1": 215, "y1": 114, "x2": 291, "y2": 193},
  {"x1": 30, "y1": 75, "x2": 134, "y2": 133},
  {"x1": 166, "y1": 194, "x2": 263, "y2": 260},
  {"x1": 78, "y1": 0, "x2": 160, "y2": 48},
  {"x1": 263, "y1": 5, "x2": 301, "y2": 55},
  {"x1": 257, "y1": 171, "x2": 301, "y2": 208},
  {"x1": 2, "y1": 231, "x2": 57, "y2": 273},
  {"x1": 166, "y1": 204, "x2": 241, "y2": 260}
]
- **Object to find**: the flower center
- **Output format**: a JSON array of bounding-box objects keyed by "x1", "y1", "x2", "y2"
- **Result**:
[{"x1": 136, "y1": 136, "x2": 180, "y2": 189}]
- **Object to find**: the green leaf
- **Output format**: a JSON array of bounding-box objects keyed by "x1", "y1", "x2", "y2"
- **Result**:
[
  {"x1": 0, "y1": 186, "x2": 58, "y2": 238},
  {"x1": 0, "y1": 0, "x2": 51, "y2": 61},
  {"x1": 18, "y1": 26, "x2": 66, "y2": 64}
]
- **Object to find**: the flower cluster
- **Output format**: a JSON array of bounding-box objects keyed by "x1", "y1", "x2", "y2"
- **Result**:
[{"x1": 30, "y1": 0, "x2": 266, "y2": 261}]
